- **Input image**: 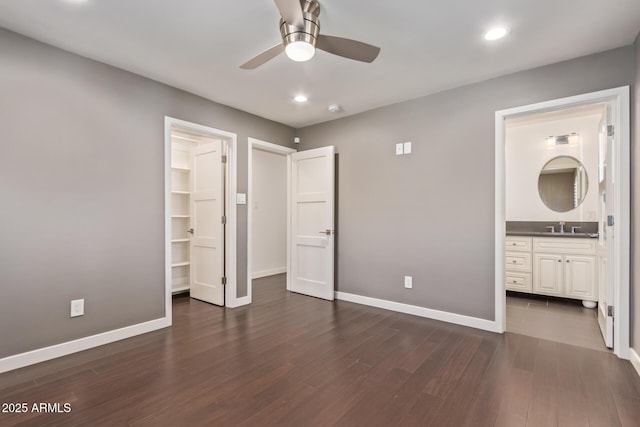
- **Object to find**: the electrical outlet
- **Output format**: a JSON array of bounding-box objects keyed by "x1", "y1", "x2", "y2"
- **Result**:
[
  {"x1": 395, "y1": 143, "x2": 404, "y2": 155},
  {"x1": 70, "y1": 299, "x2": 84, "y2": 317},
  {"x1": 404, "y1": 276, "x2": 412, "y2": 289}
]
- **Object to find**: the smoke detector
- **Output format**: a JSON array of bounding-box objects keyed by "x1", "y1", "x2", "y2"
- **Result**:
[{"x1": 328, "y1": 104, "x2": 342, "y2": 113}]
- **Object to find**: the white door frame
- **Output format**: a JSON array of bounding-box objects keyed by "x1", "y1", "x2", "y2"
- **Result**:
[
  {"x1": 494, "y1": 86, "x2": 630, "y2": 359},
  {"x1": 164, "y1": 117, "x2": 239, "y2": 316},
  {"x1": 246, "y1": 137, "x2": 296, "y2": 305}
]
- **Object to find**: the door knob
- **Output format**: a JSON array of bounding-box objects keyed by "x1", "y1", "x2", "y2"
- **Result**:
[
  {"x1": 188, "y1": 228, "x2": 194, "y2": 234},
  {"x1": 318, "y1": 229, "x2": 334, "y2": 235}
]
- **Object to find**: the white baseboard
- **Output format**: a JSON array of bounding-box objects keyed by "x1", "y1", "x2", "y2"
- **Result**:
[
  {"x1": 227, "y1": 295, "x2": 251, "y2": 308},
  {"x1": 630, "y1": 348, "x2": 640, "y2": 378},
  {"x1": 335, "y1": 291, "x2": 500, "y2": 333},
  {"x1": 0, "y1": 317, "x2": 170, "y2": 374},
  {"x1": 252, "y1": 267, "x2": 287, "y2": 279}
]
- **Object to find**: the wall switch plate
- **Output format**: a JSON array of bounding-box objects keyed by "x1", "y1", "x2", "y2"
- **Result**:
[
  {"x1": 70, "y1": 299, "x2": 84, "y2": 317},
  {"x1": 236, "y1": 193, "x2": 247, "y2": 205},
  {"x1": 404, "y1": 276, "x2": 412, "y2": 289},
  {"x1": 395, "y1": 143, "x2": 404, "y2": 155},
  {"x1": 403, "y1": 142, "x2": 412, "y2": 154}
]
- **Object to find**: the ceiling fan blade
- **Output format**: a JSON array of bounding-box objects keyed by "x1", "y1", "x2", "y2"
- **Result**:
[
  {"x1": 273, "y1": 0, "x2": 304, "y2": 27},
  {"x1": 316, "y1": 35, "x2": 380, "y2": 63},
  {"x1": 240, "y1": 43, "x2": 285, "y2": 69}
]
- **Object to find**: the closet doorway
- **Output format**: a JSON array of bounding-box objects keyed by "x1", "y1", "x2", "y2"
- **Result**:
[
  {"x1": 247, "y1": 138, "x2": 296, "y2": 304},
  {"x1": 164, "y1": 117, "x2": 238, "y2": 315}
]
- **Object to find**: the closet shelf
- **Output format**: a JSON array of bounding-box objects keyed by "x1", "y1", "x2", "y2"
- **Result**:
[
  {"x1": 171, "y1": 215, "x2": 190, "y2": 218},
  {"x1": 171, "y1": 261, "x2": 190, "y2": 267},
  {"x1": 171, "y1": 190, "x2": 190, "y2": 195},
  {"x1": 172, "y1": 285, "x2": 190, "y2": 293},
  {"x1": 171, "y1": 166, "x2": 190, "y2": 172},
  {"x1": 171, "y1": 238, "x2": 190, "y2": 243}
]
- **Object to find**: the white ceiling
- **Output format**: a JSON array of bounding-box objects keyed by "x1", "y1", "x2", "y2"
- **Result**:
[{"x1": 0, "y1": 0, "x2": 638, "y2": 128}]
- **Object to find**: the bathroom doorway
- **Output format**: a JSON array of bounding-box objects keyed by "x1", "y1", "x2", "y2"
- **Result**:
[{"x1": 494, "y1": 87, "x2": 630, "y2": 358}]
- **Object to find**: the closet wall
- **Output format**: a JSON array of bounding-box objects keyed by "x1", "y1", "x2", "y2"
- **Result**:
[{"x1": 251, "y1": 148, "x2": 287, "y2": 278}]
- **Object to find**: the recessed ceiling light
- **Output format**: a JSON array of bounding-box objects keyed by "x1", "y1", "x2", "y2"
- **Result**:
[
  {"x1": 484, "y1": 27, "x2": 508, "y2": 41},
  {"x1": 294, "y1": 94, "x2": 308, "y2": 103}
]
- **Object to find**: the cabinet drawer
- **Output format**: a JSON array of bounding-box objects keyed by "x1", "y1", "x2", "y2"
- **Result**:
[
  {"x1": 505, "y1": 252, "x2": 532, "y2": 272},
  {"x1": 505, "y1": 236, "x2": 532, "y2": 252},
  {"x1": 533, "y1": 237, "x2": 596, "y2": 255},
  {"x1": 505, "y1": 272, "x2": 532, "y2": 293}
]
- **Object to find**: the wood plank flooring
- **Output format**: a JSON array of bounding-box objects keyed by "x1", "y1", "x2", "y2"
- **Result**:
[{"x1": 1, "y1": 274, "x2": 639, "y2": 426}]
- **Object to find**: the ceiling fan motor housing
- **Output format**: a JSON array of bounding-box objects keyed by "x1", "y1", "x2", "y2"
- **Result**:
[{"x1": 279, "y1": 1, "x2": 321, "y2": 48}]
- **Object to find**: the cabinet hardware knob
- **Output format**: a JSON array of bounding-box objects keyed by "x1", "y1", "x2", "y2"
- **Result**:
[
  {"x1": 512, "y1": 260, "x2": 517, "y2": 263},
  {"x1": 188, "y1": 228, "x2": 194, "y2": 234},
  {"x1": 558, "y1": 260, "x2": 561, "y2": 262},
  {"x1": 512, "y1": 243, "x2": 516, "y2": 246},
  {"x1": 566, "y1": 260, "x2": 570, "y2": 263}
]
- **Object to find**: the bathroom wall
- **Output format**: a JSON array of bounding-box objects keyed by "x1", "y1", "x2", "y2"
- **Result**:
[{"x1": 506, "y1": 111, "x2": 602, "y2": 222}]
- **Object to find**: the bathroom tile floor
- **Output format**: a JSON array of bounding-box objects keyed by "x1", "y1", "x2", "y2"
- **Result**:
[{"x1": 506, "y1": 292, "x2": 608, "y2": 352}]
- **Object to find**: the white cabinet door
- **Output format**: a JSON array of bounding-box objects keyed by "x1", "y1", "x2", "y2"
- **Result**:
[
  {"x1": 289, "y1": 146, "x2": 335, "y2": 301},
  {"x1": 533, "y1": 253, "x2": 563, "y2": 296},
  {"x1": 564, "y1": 255, "x2": 596, "y2": 300},
  {"x1": 189, "y1": 142, "x2": 225, "y2": 306}
]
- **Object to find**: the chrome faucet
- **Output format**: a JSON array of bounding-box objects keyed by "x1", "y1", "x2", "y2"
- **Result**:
[
  {"x1": 559, "y1": 221, "x2": 565, "y2": 233},
  {"x1": 546, "y1": 225, "x2": 555, "y2": 233},
  {"x1": 571, "y1": 226, "x2": 581, "y2": 234}
]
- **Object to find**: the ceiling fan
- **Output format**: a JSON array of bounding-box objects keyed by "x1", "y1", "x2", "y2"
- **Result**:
[{"x1": 240, "y1": 0, "x2": 380, "y2": 69}]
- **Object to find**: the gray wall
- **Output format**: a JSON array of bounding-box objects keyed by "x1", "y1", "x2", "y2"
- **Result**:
[
  {"x1": 0, "y1": 29, "x2": 295, "y2": 358},
  {"x1": 299, "y1": 46, "x2": 635, "y2": 321},
  {"x1": 633, "y1": 33, "x2": 639, "y2": 354}
]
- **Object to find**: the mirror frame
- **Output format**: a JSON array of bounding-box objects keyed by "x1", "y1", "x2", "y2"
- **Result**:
[{"x1": 537, "y1": 155, "x2": 588, "y2": 213}]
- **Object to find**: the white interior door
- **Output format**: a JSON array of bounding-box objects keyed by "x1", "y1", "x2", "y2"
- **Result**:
[
  {"x1": 289, "y1": 146, "x2": 335, "y2": 300},
  {"x1": 597, "y1": 104, "x2": 614, "y2": 348},
  {"x1": 190, "y1": 141, "x2": 225, "y2": 306}
]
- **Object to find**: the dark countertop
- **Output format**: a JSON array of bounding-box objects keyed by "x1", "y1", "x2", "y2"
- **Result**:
[{"x1": 506, "y1": 231, "x2": 598, "y2": 238}]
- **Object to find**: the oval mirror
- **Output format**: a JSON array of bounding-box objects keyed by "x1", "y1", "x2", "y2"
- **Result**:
[{"x1": 538, "y1": 156, "x2": 588, "y2": 212}]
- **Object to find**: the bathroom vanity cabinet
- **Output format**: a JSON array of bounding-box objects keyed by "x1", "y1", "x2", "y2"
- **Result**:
[
  {"x1": 505, "y1": 236, "x2": 533, "y2": 293},
  {"x1": 506, "y1": 235, "x2": 597, "y2": 305}
]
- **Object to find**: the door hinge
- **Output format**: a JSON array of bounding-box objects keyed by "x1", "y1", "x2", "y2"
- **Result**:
[
  {"x1": 607, "y1": 305, "x2": 614, "y2": 317},
  {"x1": 607, "y1": 215, "x2": 615, "y2": 226},
  {"x1": 222, "y1": 276, "x2": 227, "y2": 285},
  {"x1": 222, "y1": 215, "x2": 227, "y2": 224},
  {"x1": 221, "y1": 155, "x2": 227, "y2": 164},
  {"x1": 607, "y1": 124, "x2": 615, "y2": 137}
]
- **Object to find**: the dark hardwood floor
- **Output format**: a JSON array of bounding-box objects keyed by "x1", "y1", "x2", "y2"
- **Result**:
[{"x1": 2, "y1": 274, "x2": 640, "y2": 426}]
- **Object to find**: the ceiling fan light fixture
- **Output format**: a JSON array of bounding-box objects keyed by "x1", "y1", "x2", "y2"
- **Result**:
[{"x1": 285, "y1": 41, "x2": 316, "y2": 62}]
